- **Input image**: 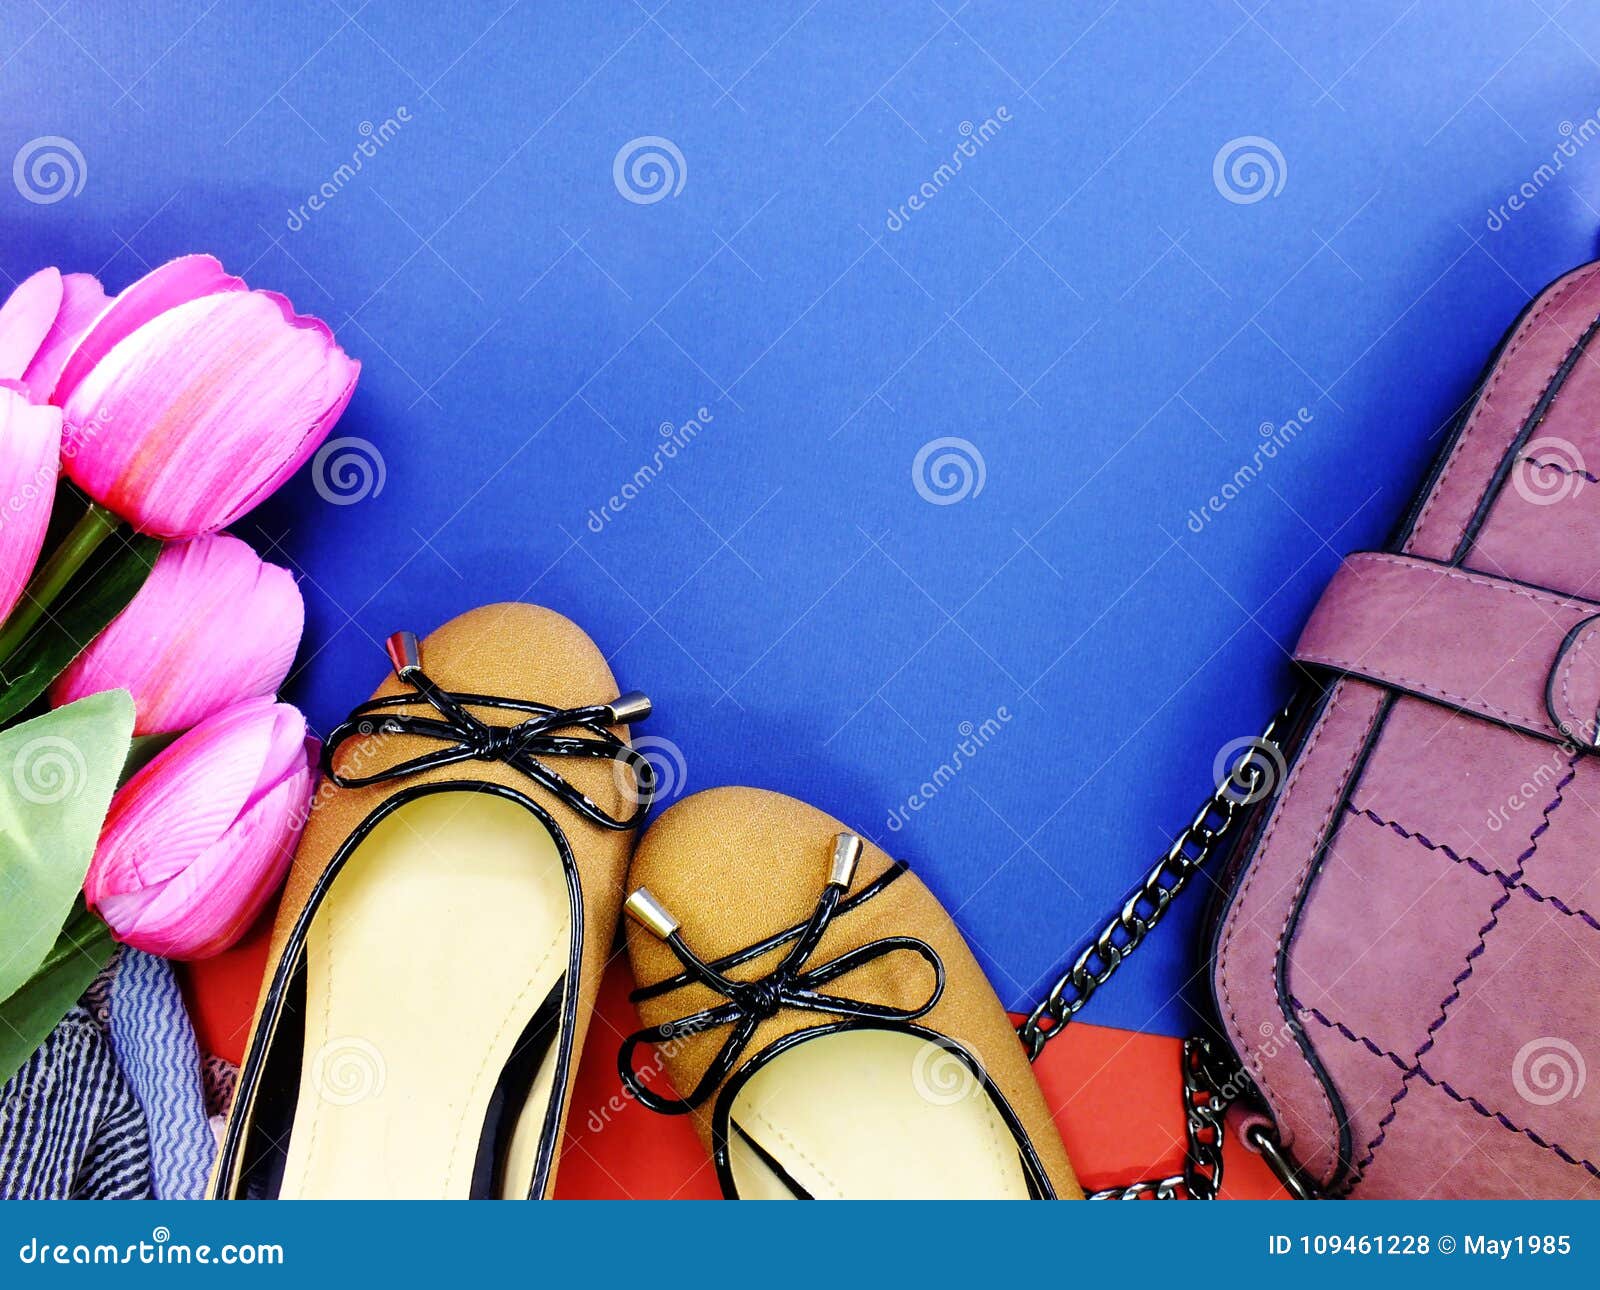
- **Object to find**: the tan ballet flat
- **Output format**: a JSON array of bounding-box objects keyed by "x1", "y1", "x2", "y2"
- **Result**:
[
  {"x1": 618, "y1": 786, "x2": 1081, "y2": 1199},
  {"x1": 212, "y1": 603, "x2": 652, "y2": 1199}
]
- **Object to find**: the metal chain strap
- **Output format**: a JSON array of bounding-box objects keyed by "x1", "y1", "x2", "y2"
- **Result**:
[
  {"x1": 1086, "y1": 1037, "x2": 1241, "y2": 1200},
  {"x1": 1016, "y1": 703, "x2": 1296, "y2": 1200}
]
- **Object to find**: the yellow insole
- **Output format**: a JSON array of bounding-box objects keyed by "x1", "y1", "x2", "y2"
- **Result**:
[
  {"x1": 277, "y1": 791, "x2": 572, "y2": 1199},
  {"x1": 727, "y1": 1028, "x2": 1031, "y2": 1198}
]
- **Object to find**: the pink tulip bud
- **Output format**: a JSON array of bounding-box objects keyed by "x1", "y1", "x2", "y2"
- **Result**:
[
  {"x1": 50, "y1": 532, "x2": 305, "y2": 736},
  {"x1": 0, "y1": 383, "x2": 62, "y2": 626},
  {"x1": 23, "y1": 272, "x2": 109, "y2": 403},
  {"x1": 52, "y1": 255, "x2": 360, "y2": 539},
  {"x1": 0, "y1": 267, "x2": 110, "y2": 400},
  {"x1": 86, "y1": 697, "x2": 318, "y2": 959},
  {"x1": 0, "y1": 268, "x2": 65, "y2": 382}
]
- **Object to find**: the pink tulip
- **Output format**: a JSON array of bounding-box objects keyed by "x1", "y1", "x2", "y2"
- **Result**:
[
  {"x1": 24, "y1": 272, "x2": 109, "y2": 402},
  {"x1": 53, "y1": 255, "x2": 360, "y2": 539},
  {"x1": 0, "y1": 266, "x2": 108, "y2": 400},
  {"x1": 0, "y1": 268, "x2": 64, "y2": 381},
  {"x1": 85, "y1": 697, "x2": 317, "y2": 959},
  {"x1": 50, "y1": 532, "x2": 304, "y2": 736},
  {"x1": 0, "y1": 383, "x2": 62, "y2": 625}
]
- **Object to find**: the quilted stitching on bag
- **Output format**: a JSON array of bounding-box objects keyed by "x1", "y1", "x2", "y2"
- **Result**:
[
  {"x1": 1294, "y1": 1001, "x2": 1600, "y2": 1185},
  {"x1": 1345, "y1": 749, "x2": 1578, "y2": 1189},
  {"x1": 1282, "y1": 694, "x2": 1599, "y2": 1196},
  {"x1": 1346, "y1": 805, "x2": 1600, "y2": 933}
]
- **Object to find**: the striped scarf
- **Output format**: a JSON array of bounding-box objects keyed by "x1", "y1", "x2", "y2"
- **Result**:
[
  {"x1": 0, "y1": 948, "x2": 221, "y2": 1200},
  {"x1": 0, "y1": 1006, "x2": 151, "y2": 1199}
]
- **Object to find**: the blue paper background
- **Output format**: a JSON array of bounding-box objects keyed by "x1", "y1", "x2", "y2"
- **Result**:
[{"x1": 4, "y1": 1, "x2": 1599, "y2": 1035}]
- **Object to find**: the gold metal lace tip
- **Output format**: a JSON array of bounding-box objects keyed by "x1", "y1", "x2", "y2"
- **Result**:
[
  {"x1": 625, "y1": 888, "x2": 679, "y2": 939},
  {"x1": 607, "y1": 691, "x2": 653, "y2": 725},
  {"x1": 385, "y1": 630, "x2": 421, "y2": 677},
  {"x1": 829, "y1": 832, "x2": 862, "y2": 889}
]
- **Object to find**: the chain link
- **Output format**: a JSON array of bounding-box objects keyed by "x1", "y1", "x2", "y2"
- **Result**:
[
  {"x1": 1178, "y1": 1035, "x2": 1242, "y2": 1199},
  {"x1": 1088, "y1": 1175, "x2": 1185, "y2": 1201},
  {"x1": 1018, "y1": 703, "x2": 1293, "y2": 1059},
  {"x1": 1085, "y1": 1037, "x2": 1248, "y2": 1199},
  {"x1": 1018, "y1": 704, "x2": 1296, "y2": 1200}
]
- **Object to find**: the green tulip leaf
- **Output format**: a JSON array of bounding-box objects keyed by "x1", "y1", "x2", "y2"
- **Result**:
[
  {"x1": 0, "y1": 899, "x2": 115, "y2": 1089},
  {"x1": 0, "y1": 533, "x2": 160, "y2": 726},
  {"x1": 0, "y1": 688, "x2": 134, "y2": 1002}
]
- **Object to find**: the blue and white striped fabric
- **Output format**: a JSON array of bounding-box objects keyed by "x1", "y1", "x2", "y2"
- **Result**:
[
  {"x1": 0, "y1": 1006, "x2": 151, "y2": 1199},
  {"x1": 106, "y1": 949, "x2": 216, "y2": 1200},
  {"x1": 1, "y1": 947, "x2": 219, "y2": 1200}
]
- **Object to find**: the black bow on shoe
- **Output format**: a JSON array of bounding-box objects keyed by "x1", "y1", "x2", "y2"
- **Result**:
[
  {"x1": 321, "y1": 630, "x2": 656, "y2": 830},
  {"x1": 618, "y1": 833, "x2": 946, "y2": 1114}
]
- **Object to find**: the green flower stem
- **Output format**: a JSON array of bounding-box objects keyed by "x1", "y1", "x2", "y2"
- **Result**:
[{"x1": 0, "y1": 502, "x2": 122, "y2": 673}]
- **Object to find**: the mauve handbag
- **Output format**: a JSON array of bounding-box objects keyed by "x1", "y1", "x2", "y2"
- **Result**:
[
  {"x1": 1022, "y1": 258, "x2": 1600, "y2": 1200},
  {"x1": 1210, "y1": 258, "x2": 1600, "y2": 1199}
]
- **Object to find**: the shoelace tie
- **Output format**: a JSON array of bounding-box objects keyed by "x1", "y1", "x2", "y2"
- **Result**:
[
  {"x1": 618, "y1": 832, "x2": 945, "y2": 1113},
  {"x1": 321, "y1": 629, "x2": 656, "y2": 830}
]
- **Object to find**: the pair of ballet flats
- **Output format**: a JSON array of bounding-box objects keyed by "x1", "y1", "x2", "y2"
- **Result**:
[{"x1": 210, "y1": 604, "x2": 1081, "y2": 1201}]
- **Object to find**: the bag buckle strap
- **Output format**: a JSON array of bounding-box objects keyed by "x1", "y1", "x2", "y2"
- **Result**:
[{"x1": 1294, "y1": 551, "x2": 1600, "y2": 749}]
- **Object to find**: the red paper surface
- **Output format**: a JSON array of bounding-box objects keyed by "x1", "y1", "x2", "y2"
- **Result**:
[{"x1": 180, "y1": 909, "x2": 1284, "y2": 1200}]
